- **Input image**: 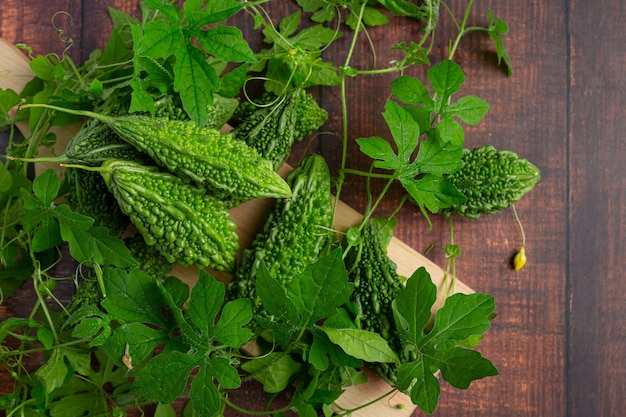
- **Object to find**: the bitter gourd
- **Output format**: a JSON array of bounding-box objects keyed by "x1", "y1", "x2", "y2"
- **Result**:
[
  {"x1": 441, "y1": 145, "x2": 541, "y2": 219},
  {"x1": 124, "y1": 234, "x2": 175, "y2": 280},
  {"x1": 63, "y1": 167, "x2": 130, "y2": 238},
  {"x1": 227, "y1": 153, "x2": 334, "y2": 323},
  {"x1": 230, "y1": 88, "x2": 328, "y2": 169},
  {"x1": 95, "y1": 159, "x2": 239, "y2": 272},
  {"x1": 21, "y1": 104, "x2": 292, "y2": 202},
  {"x1": 343, "y1": 219, "x2": 405, "y2": 386}
]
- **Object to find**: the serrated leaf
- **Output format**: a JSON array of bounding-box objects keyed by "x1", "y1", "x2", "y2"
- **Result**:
[
  {"x1": 320, "y1": 327, "x2": 399, "y2": 363},
  {"x1": 187, "y1": 270, "x2": 225, "y2": 337},
  {"x1": 31, "y1": 218, "x2": 62, "y2": 252},
  {"x1": 355, "y1": 136, "x2": 398, "y2": 170},
  {"x1": 447, "y1": 95, "x2": 490, "y2": 125},
  {"x1": 256, "y1": 261, "x2": 301, "y2": 324},
  {"x1": 56, "y1": 207, "x2": 137, "y2": 267},
  {"x1": 397, "y1": 358, "x2": 440, "y2": 414},
  {"x1": 390, "y1": 75, "x2": 432, "y2": 106},
  {"x1": 402, "y1": 174, "x2": 466, "y2": 213},
  {"x1": 410, "y1": 134, "x2": 464, "y2": 177},
  {"x1": 204, "y1": 357, "x2": 241, "y2": 389},
  {"x1": 33, "y1": 169, "x2": 60, "y2": 206},
  {"x1": 431, "y1": 348, "x2": 498, "y2": 389},
  {"x1": 174, "y1": 44, "x2": 219, "y2": 126},
  {"x1": 426, "y1": 292, "x2": 496, "y2": 348},
  {"x1": 102, "y1": 322, "x2": 169, "y2": 366},
  {"x1": 436, "y1": 115, "x2": 465, "y2": 145},
  {"x1": 393, "y1": 267, "x2": 436, "y2": 343},
  {"x1": 213, "y1": 298, "x2": 253, "y2": 347},
  {"x1": 184, "y1": 0, "x2": 242, "y2": 26},
  {"x1": 101, "y1": 268, "x2": 166, "y2": 326},
  {"x1": 241, "y1": 352, "x2": 302, "y2": 393},
  {"x1": 286, "y1": 248, "x2": 353, "y2": 327},
  {"x1": 197, "y1": 26, "x2": 256, "y2": 63},
  {"x1": 137, "y1": 20, "x2": 181, "y2": 59},
  {"x1": 383, "y1": 100, "x2": 421, "y2": 166},
  {"x1": 134, "y1": 349, "x2": 200, "y2": 403},
  {"x1": 428, "y1": 59, "x2": 465, "y2": 107},
  {"x1": 190, "y1": 366, "x2": 221, "y2": 417}
]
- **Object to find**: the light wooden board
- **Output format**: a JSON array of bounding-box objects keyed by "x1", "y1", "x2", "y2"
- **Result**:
[{"x1": 0, "y1": 37, "x2": 474, "y2": 416}]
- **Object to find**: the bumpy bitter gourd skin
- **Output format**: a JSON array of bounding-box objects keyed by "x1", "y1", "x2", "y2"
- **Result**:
[
  {"x1": 94, "y1": 114, "x2": 292, "y2": 201},
  {"x1": 227, "y1": 153, "x2": 334, "y2": 321},
  {"x1": 343, "y1": 221, "x2": 405, "y2": 385},
  {"x1": 64, "y1": 167, "x2": 130, "y2": 238},
  {"x1": 230, "y1": 88, "x2": 328, "y2": 169},
  {"x1": 99, "y1": 159, "x2": 239, "y2": 272},
  {"x1": 441, "y1": 145, "x2": 541, "y2": 219}
]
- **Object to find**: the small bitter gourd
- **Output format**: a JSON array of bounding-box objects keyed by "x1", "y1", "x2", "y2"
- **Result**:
[
  {"x1": 97, "y1": 159, "x2": 239, "y2": 272},
  {"x1": 343, "y1": 219, "x2": 405, "y2": 386},
  {"x1": 124, "y1": 234, "x2": 175, "y2": 280},
  {"x1": 441, "y1": 145, "x2": 541, "y2": 219},
  {"x1": 227, "y1": 153, "x2": 334, "y2": 323},
  {"x1": 63, "y1": 167, "x2": 130, "y2": 237},
  {"x1": 230, "y1": 88, "x2": 328, "y2": 169},
  {"x1": 22, "y1": 104, "x2": 292, "y2": 202}
]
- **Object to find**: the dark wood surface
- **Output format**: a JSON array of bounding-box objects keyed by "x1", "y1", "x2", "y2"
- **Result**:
[{"x1": 1, "y1": 1, "x2": 625, "y2": 416}]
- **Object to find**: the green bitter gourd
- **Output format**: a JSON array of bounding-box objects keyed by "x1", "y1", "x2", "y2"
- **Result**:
[
  {"x1": 230, "y1": 88, "x2": 328, "y2": 169},
  {"x1": 21, "y1": 104, "x2": 292, "y2": 202},
  {"x1": 227, "y1": 153, "x2": 334, "y2": 323},
  {"x1": 441, "y1": 145, "x2": 541, "y2": 219},
  {"x1": 94, "y1": 159, "x2": 239, "y2": 272},
  {"x1": 343, "y1": 219, "x2": 406, "y2": 386}
]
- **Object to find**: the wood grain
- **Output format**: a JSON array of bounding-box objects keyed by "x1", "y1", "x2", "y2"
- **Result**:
[{"x1": 1, "y1": 1, "x2": 625, "y2": 416}]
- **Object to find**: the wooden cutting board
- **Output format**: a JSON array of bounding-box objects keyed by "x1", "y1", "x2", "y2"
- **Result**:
[{"x1": 0, "y1": 37, "x2": 473, "y2": 416}]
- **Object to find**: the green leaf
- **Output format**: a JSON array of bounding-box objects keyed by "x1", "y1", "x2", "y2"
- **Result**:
[
  {"x1": 402, "y1": 174, "x2": 466, "y2": 213},
  {"x1": 55, "y1": 205, "x2": 137, "y2": 267},
  {"x1": 393, "y1": 267, "x2": 436, "y2": 343},
  {"x1": 487, "y1": 10, "x2": 512, "y2": 76},
  {"x1": 134, "y1": 349, "x2": 200, "y2": 403},
  {"x1": 190, "y1": 366, "x2": 221, "y2": 417},
  {"x1": 138, "y1": 20, "x2": 182, "y2": 59},
  {"x1": 320, "y1": 327, "x2": 399, "y2": 364},
  {"x1": 31, "y1": 218, "x2": 62, "y2": 252},
  {"x1": 411, "y1": 134, "x2": 464, "y2": 177},
  {"x1": 102, "y1": 322, "x2": 169, "y2": 366},
  {"x1": 241, "y1": 352, "x2": 302, "y2": 393},
  {"x1": 101, "y1": 268, "x2": 166, "y2": 326},
  {"x1": 392, "y1": 269, "x2": 498, "y2": 414},
  {"x1": 428, "y1": 59, "x2": 465, "y2": 106},
  {"x1": 29, "y1": 55, "x2": 56, "y2": 81},
  {"x1": 33, "y1": 169, "x2": 60, "y2": 206},
  {"x1": 426, "y1": 292, "x2": 496, "y2": 348},
  {"x1": 431, "y1": 348, "x2": 498, "y2": 389},
  {"x1": 286, "y1": 248, "x2": 353, "y2": 327},
  {"x1": 205, "y1": 357, "x2": 241, "y2": 389},
  {"x1": 0, "y1": 88, "x2": 20, "y2": 130},
  {"x1": 212, "y1": 298, "x2": 253, "y2": 348},
  {"x1": 256, "y1": 260, "x2": 301, "y2": 324},
  {"x1": 397, "y1": 357, "x2": 440, "y2": 414},
  {"x1": 196, "y1": 26, "x2": 256, "y2": 63},
  {"x1": 144, "y1": 0, "x2": 180, "y2": 24},
  {"x1": 383, "y1": 100, "x2": 421, "y2": 166},
  {"x1": 184, "y1": 0, "x2": 242, "y2": 26},
  {"x1": 436, "y1": 115, "x2": 465, "y2": 145},
  {"x1": 390, "y1": 75, "x2": 432, "y2": 106},
  {"x1": 446, "y1": 95, "x2": 490, "y2": 125},
  {"x1": 187, "y1": 270, "x2": 225, "y2": 337},
  {"x1": 174, "y1": 44, "x2": 219, "y2": 126},
  {"x1": 356, "y1": 136, "x2": 397, "y2": 170},
  {"x1": 35, "y1": 349, "x2": 69, "y2": 394}
]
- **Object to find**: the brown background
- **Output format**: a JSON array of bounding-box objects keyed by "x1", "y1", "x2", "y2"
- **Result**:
[{"x1": 1, "y1": 1, "x2": 625, "y2": 416}]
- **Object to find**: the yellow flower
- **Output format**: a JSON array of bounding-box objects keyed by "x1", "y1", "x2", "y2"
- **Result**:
[{"x1": 513, "y1": 246, "x2": 527, "y2": 271}]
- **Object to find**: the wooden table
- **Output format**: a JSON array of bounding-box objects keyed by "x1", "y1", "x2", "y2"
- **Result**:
[{"x1": 1, "y1": 1, "x2": 625, "y2": 416}]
